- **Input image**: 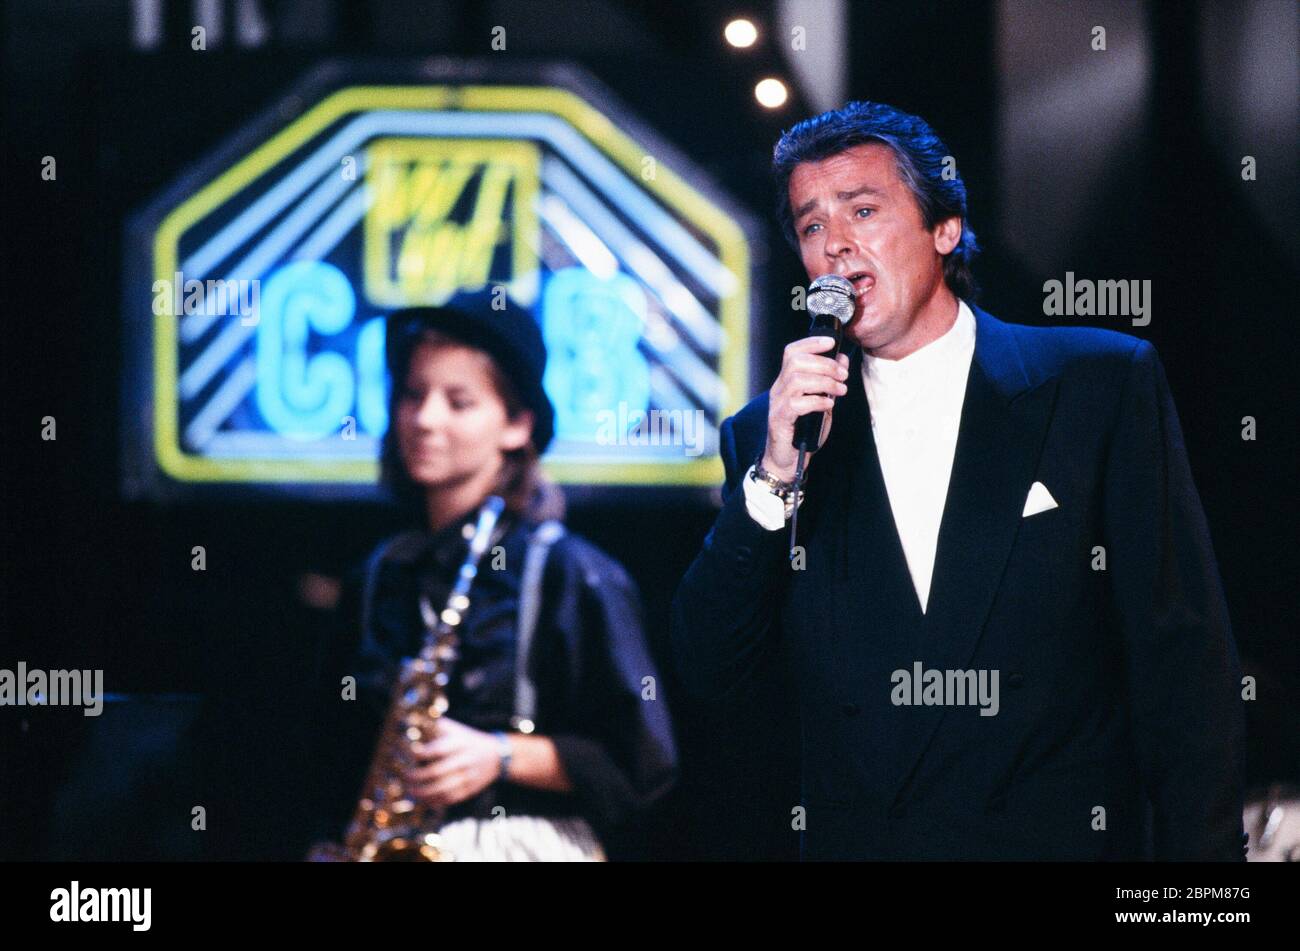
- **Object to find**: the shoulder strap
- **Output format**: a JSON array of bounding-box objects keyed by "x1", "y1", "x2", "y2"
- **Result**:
[{"x1": 513, "y1": 520, "x2": 565, "y2": 730}]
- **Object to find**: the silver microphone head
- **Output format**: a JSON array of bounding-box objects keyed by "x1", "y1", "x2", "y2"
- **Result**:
[{"x1": 807, "y1": 274, "x2": 856, "y2": 323}]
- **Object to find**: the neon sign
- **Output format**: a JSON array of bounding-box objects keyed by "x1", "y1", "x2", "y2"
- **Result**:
[{"x1": 123, "y1": 63, "x2": 756, "y2": 497}]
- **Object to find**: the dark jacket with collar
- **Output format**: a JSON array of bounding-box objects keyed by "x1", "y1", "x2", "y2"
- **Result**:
[
  {"x1": 311, "y1": 509, "x2": 678, "y2": 850},
  {"x1": 670, "y1": 305, "x2": 1246, "y2": 861}
]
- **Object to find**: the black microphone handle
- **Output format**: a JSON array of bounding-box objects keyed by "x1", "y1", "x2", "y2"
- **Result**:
[{"x1": 791, "y1": 313, "x2": 846, "y2": 452}]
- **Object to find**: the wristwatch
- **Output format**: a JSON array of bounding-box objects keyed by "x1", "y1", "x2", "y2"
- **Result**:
[
  {"x1": 492, "y1": 730, "x2": 513, "y2": 781},
  {"x1": 751, "y1": 454, "x2": 804, "y2": 492},
  {"x1": 749, "y1": 454, "x2": 806, "y2": 516}
]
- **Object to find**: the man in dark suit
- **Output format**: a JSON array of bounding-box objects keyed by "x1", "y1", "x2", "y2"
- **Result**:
[{"x1": 670, "y1": 101, "x2": 1246, "y2": 860}]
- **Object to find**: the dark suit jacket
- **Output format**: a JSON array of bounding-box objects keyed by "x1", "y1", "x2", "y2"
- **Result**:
[{"x1": 670, "y1": 304, "x2": 1246, "y2": 860}]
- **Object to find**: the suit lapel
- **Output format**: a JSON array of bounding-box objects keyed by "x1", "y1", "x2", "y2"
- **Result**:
[
  {"x1": 888, "y1": 306, "x2": 1059, "y2": 798},
  {"x1": 805, "y1": 345, "x2": 925, "y2": 721},
  {"x1": 828, "y1": 346, "x2": 925, "y2": 615}
]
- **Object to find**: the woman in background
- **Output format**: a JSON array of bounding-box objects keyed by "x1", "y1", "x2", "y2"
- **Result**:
[{"x1": 312, "y1": 294, "x2": 677, "y2": 860}]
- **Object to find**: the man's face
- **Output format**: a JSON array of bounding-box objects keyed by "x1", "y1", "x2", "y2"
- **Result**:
[{"x1": 788, "y1": 142, "x2": 960, "y2": 357}]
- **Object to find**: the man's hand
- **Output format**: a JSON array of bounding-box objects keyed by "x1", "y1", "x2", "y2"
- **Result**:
[
  {"x1": 404, "y1": 717, "x2": 504, "y2": 809},
  {"x1": 762, "y1": 336, "x2": 851, "y2": 480}
]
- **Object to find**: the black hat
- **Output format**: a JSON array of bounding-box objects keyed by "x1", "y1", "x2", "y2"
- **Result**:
[{"x1": 384, "y1": 293, "x2": 555, "y2": 454}]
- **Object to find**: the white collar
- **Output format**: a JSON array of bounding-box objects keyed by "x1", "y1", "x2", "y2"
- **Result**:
[{"x1": 863, "y1": 299, "x2": 976, "y2": 388}]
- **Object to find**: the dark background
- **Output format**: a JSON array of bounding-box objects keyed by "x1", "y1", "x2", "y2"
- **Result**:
[{"x1": 2, "y1": 0, "x2": 1296, "y2": 860}]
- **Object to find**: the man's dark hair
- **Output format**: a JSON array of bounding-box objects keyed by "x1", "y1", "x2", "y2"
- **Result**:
[{"x1": 773, "y1": 100, "x2": 980, "y2": 301}]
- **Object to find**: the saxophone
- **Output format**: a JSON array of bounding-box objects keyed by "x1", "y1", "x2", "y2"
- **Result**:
[{"x1": 309, "y1": 496, "x2": 506, "y2": 862}]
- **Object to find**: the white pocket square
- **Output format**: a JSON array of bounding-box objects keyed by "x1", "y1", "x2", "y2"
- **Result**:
[{"x1": 1022, "y1": 481, "x2": 1059, "y2": 518}]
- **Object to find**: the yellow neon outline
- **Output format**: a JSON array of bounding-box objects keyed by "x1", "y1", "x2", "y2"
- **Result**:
[{"x1": 152, "y1": 84, "x2": 748, "y2": 486}]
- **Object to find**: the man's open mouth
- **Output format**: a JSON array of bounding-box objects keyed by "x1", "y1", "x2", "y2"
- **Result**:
[{"x1": 845, "y1": 271, "x2": 875, "y2": 294}]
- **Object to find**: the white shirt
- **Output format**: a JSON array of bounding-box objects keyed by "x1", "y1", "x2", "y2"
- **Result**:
[{"x1": 743, "y1": 299, "x2": 977, "y2": 614}]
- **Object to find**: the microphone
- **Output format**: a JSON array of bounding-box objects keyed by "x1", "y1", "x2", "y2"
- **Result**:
[
  {"x1": 792, "y1": 274, "x2": 856, "y2": 452},
  {"x1": 787, "y1": 274, "x2": 855, "y2": 557}
]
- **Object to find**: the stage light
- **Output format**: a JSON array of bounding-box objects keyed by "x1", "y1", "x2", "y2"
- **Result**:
[
  {"x1": 754, "y1": 78, "x2": 788, "y2": 109},
  {"x1": 724, "y1": 18, "x2": 758, "y2": 48}
]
